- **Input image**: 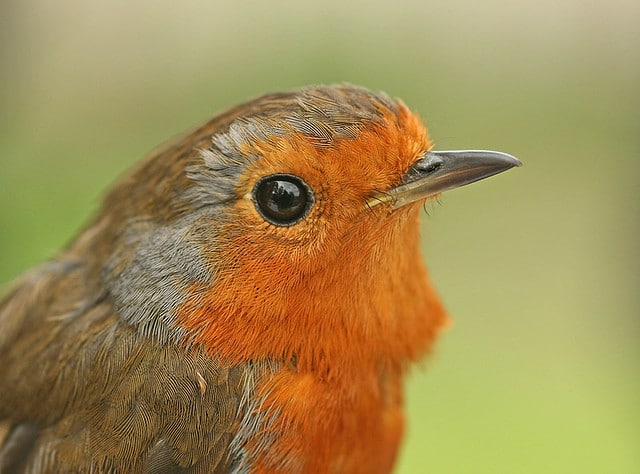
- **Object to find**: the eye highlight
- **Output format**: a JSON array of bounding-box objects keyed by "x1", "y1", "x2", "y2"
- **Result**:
[{"x1": 252, "y1": 174, "x2": 314, "y2": 226}]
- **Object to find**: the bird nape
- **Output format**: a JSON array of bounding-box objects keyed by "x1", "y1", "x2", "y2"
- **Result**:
[{"x1": 0, "y1": 84, "x2": 520, "y2": 473}]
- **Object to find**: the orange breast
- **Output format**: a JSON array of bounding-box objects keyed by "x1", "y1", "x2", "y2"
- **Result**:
[{"x1": 248, "y1": 367, "x2": 405, "y2": 474}]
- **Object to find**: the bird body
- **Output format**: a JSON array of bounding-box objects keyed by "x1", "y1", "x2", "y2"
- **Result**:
[{"x1": 0, "y1": 85, "x2": 519, "y2": 473}]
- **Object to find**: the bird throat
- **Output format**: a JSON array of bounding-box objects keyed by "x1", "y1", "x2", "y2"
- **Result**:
[{"x1": 177, "y1": 205, "x2": 448, "y2": 375}]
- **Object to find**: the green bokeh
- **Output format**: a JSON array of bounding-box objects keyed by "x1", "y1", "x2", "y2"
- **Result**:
[{"x1": 1, "y1": 1, "x2": 638, "y2": 472}]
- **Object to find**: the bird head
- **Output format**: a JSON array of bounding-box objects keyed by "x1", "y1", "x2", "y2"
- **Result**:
[{"x1": 82, "y1": 85, "x2": 519, "y2": 374}]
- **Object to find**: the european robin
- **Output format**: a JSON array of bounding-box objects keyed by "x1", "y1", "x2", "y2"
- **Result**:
[{"x1": 0, "y1": 85, "x2": 520, "y2": 473}]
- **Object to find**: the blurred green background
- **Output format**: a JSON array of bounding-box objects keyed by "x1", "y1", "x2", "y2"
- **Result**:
[{"x1": 1, "y1": 1, "x2": 638, "y2": 472}]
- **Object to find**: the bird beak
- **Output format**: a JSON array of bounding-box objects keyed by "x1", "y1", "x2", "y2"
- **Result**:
[{"x1": 367, "y1": 150, "x2": 522, "y2": 209}]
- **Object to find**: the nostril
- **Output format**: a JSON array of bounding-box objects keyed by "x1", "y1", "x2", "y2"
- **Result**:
[{"x1": 415, "y1": 155, "x2": 444, "y2": 174}]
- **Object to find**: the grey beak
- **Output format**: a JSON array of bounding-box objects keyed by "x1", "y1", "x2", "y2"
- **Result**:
[{"x1": 368, "y1": 150, "x2": 522, "y2": 209}]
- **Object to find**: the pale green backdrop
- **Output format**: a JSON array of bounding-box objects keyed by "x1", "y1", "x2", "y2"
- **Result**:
[{"x1": 1, "y1": 1, "x2": 638, "y2": 472}]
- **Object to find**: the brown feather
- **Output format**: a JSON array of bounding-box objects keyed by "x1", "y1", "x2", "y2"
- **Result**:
[{"x1": 0, "y1": 258, "x2": 271, "y2": 471}]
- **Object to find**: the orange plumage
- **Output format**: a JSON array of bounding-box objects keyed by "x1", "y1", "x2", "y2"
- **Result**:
[
  {"x1": 177, "y1": 102, "x2": 446, "y2": 471},
  {"x1": 0, "y1": 85, "x2": 519, "y2": 473}
]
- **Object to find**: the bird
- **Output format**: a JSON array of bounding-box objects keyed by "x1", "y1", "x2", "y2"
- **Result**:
[{"x1": 0, "y1": 84, "x2": 520, "y2": 473}]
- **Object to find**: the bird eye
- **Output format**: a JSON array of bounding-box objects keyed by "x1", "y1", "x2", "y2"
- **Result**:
[{"x1": 252, "y1": 174, "x2": 314, "y2": 226}]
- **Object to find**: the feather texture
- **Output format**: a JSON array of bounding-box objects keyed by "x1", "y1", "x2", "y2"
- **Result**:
[{"x1": 0, "y1": 85, "x2": 450, "y2": 473}]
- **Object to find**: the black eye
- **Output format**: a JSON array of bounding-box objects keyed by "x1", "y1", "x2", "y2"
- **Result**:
[{"x1": 252, "y1": 174, "x2": 314, "y2": 226}]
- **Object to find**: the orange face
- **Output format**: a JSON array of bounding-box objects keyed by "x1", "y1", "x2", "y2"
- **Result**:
[
  {"x1": 170, "y1": 85, "x2": 519, "y2": 380},
  {"x1": 234, "y1": 102, "x2": 429, "y2": 272},
  {"x1": 177, "y1": 99, "x2": 447, "y2": 373}
]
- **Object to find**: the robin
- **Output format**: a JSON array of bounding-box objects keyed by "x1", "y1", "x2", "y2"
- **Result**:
[{"x1": 0, "y1": 85, "x2": 520, "y2": 473}]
